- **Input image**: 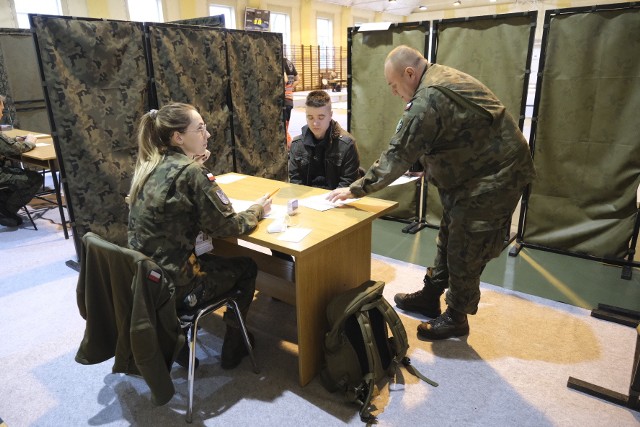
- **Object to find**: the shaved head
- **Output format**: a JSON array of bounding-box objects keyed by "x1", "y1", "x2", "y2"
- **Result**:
[
  {"x1": 385, "y1": 45, "x2": 427, "y2": 74},
  {"x1": 383, "y1": 45, "x2": 429, "y2": 102}
]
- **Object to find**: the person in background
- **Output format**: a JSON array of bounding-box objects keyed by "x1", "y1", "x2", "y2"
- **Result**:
[
  {"x1": 283, "y1": 56, "x2": 299, "y2": 148},
  {"x1": 327, "y1": 45, "x2": 535, "y2": 341},
  {"x1": 288, "y1": 90, "x2": 361, "y2": 189},
  {"x1": 128, "y1": 102, "x2": 273, "y2": 370},
  {"x1": 0, "y1": 94, "x2": 41, "y2": 227}
]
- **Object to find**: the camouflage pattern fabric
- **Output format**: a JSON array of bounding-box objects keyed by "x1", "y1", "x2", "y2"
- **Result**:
[
  {"x1": 226, "y1": 31, "x2": 287, "y2": 181},
  {"x1": 128, "y1": 150, "x2": 262, "y2": 315},
  {"x1": 0, "y1": 133, "x2": 42, "y2": 213},
  {"x1": 170, "y1": 16, "x2": 225, "y2": 28},
  {"x1": 31, "y1": 16, "x2": 148, "y2": 248},
  {"x1": 30, "y1": 15, "x2": 289, "y2": 258},
  {"x1": 148, "y1": 24, "x2": 233, "y2": 175},
  {"x1": 350, "y1": 63, "x2": 535, "y2": 314}
]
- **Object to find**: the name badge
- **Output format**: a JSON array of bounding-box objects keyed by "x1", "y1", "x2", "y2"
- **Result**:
[{"x1": 194, "y1": 231, "x2": 214, "y2": 256}]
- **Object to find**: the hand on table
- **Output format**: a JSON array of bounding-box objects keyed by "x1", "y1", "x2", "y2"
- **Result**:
[
  {"x1": 326, "y1": 187, "x2": 354, "y2": 203},
  {"x1": 255, "y1": 194, "x2": 273, "y2": 216}
]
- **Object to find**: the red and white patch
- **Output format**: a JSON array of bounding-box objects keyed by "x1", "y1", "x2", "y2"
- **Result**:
[
  {"x1": 148, "y1": 270, "x2": 161, "y2": 283},
  {"x1": 206, "y1": 173, "x2": 216, "y2": 182}
]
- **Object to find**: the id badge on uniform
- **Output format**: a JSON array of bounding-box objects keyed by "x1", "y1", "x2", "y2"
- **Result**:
[{"x1": 194, "y1": 231, "x2": 214, "y2": 256}]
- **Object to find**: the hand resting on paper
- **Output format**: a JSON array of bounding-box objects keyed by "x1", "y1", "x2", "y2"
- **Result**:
[{"x1": 326, "y1": 187, "x2": 354, "y2": 203}]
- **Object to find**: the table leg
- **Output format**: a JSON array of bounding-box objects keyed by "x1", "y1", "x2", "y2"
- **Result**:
[
  {"x1": 295, "y1": 223, "x2": 373, "y2": 386},
  {"x1": 48, "y1": 160, "x2": 69, "y2": 239}
]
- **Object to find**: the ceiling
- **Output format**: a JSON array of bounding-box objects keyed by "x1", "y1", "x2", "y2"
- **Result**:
[{"x1": 314, "y1": 0, "x2": 521, "y2": 16}]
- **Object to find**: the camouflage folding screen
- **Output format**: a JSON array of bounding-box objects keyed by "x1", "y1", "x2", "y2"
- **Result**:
[
  {"x1": 0, "y1": 28, "x2": 50, "y2": 132},
  {"x1": 147, "y1": 23, "x2": 233, "y2": 174},
  {"x1": 521, "y1": 5, "x2": 640, "y2": 261},
  {"x1": 348, "y1": 23, "x2": 429, "y2": 220},
  {"x1": 170, "y1": 15, "x2": 225, "y2": 27},
  {"x1": 30, "y1": 15, "x2": 286, "y2": 258},
  {"x1": 30, "y1": 15, "x2": 147, "y2": 253},
  {"x1": 226, "y1": 30, "x2": 286, "y2": 179},
  {"x1": 426, "y1": 13, "x2": 537, "y2": 226}
]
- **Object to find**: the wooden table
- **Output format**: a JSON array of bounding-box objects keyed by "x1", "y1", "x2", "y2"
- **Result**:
[
  {"x1": 215, "y1": 173, "x2": 397, "y2": 386},
  {"x1": 3, "y1": 128, "x2": 69, "y2": 239}
]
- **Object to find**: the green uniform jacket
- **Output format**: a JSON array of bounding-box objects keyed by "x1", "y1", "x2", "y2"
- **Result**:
[
  {"x1": 350, "y1": 63, "x2": 535, "y2": 200},
  {"x1": 76, "y1": 232, "x2": 184, "y2": 406},
  {"x1": 128, "y1": 150, "x2": 264, "y2": 288},
  {"x1": 0, "y1": 132, "x2": 35, "y2": 183}
]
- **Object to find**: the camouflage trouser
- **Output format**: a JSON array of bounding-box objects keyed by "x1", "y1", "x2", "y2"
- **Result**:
[
  {"x1": 427, "y1": 186, "x2": 524, "y2": 315},
  {"x1": 175, "y1": 254, "x2": 257, "y2": 327},
  {"x1": 0, "y1": 166, "x2": 42, "y2": 213}
]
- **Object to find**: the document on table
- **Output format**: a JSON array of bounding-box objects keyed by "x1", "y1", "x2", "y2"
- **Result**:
[
  {"x1": 216, "y1": 174, "x2": 246, "y2": 184},
  {"x1": 299, "y1": 193, "x2": 360, "y2": 211},
  {"x1": 230, "y1": 198, "x2": 287, "y2": 218},
  {"x1": 277, "y1": 227, "x2": 312, "y2": 243},
  {"x1": 35, "y1": 142, "x2": 50, "y2": 147}
]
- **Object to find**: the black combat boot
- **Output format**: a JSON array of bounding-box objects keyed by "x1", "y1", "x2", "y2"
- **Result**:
[
  {"x1": 0, "y1": 206, "x2": 21, "y2": 227},
  {"x1": 417, "y1": 306, "x2": 469, "y2": 340},
  {"x1": 221, "y1": 326, "x2": 255, "y2": 370},
  {"x1": 394, "y1": 275, "x2": 444, "y2": 318}
]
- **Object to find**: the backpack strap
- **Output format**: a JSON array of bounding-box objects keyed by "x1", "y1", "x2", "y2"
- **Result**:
[
  {"x1": 364, "y1": 297, "x2": 440, "y2": 388},
  {"x1": 354, "y1": 309, "x2": 379, "y2": 422}
]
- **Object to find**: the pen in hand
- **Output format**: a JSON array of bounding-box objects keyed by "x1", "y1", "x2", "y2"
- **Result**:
[{"x1": 266, "y1": 188, "x2": 280, "y2": 199}]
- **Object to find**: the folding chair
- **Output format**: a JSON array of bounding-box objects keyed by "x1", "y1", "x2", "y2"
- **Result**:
[{"x1": 178, "y1": 294, "x2": 259, "y2": 423}]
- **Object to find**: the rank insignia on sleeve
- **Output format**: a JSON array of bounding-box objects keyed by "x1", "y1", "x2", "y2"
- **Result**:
[
  {"x1": 216, "y1": 189, "x2": 230, "y2": 205},
  {"x1": 206, "y1": 172, "x2": 216, "y2": 182},
  {"x1": 404, "y1": 101, "x2": 413, "y2": 111},
  {"x1": 147, "y1": 270, "x2": 161, "y2": 283}
]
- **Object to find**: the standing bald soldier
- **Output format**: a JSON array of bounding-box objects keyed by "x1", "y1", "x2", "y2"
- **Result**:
[{"x1": 328, "y1": 45, "x2": 535, "y2": 340}]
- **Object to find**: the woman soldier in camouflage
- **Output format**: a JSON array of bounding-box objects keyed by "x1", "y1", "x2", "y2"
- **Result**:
[{"x1": 128, "y1": 103, "x2": 272, "y2": 369}]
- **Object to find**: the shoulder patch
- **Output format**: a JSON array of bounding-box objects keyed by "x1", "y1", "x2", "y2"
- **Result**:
[
  {"x1": 147, "y1": 269, "x2": 162, "y2": 283},
  {"x1": 405, "y1": 101, "x2": 413, "y2": 111},
  {"x1": 202, "y1": 170, "x2": 216, "y2": 182},
  {"x1": 216, "y1": 189, "x2": 230, "y2": 205}
]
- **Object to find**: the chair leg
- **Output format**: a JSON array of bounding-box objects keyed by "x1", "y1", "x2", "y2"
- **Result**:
[
  {"x1": 186, "y1": 324, "x2": 197, "y2": 423},
  {"x1": 228, "y1": 299, "x2": 260, "y2": 374},
  {"x1": 22, "y1": 205, "x2": 37, "y2": 230}
]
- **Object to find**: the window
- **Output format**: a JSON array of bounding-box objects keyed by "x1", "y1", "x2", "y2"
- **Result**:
[
  {"x1": 317, "y1": 18, "x2": 334, "y2": 70},
  {"x1": 128, "y1": 0, "x2": 164, "y2": 23},
  {"x1": 15, "y1": 0, "x2": 62, "y2": 29},
  {"x1": 270, "y1": 12, "x2": 291, "y2": 56},
  {"x1": 210, "y1": 4, "x2": 235, "y2": 29}
]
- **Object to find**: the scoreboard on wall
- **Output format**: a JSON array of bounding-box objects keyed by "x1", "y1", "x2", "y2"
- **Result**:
[{"x1": 245, "y1": 7, "x2": 270, "y2": 31}]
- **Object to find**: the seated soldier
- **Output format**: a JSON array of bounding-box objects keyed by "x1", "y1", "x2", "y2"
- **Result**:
[
  {"x1": 288, "y1": 90, "x2": 360, "y2": 190},
  {"x1": 0, "y1": 94, "x2": 41, "y2": 227}
]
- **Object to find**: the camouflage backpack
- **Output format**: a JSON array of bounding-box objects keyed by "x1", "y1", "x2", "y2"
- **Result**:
[{"x1": 321, "y1": 280, "x2": 437, "y2": 422}]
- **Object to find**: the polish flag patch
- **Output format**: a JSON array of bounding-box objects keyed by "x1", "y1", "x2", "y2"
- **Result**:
[
  {"x1": 148, "y1": 270, "x2": 161, "y2": 283},
  {"x1": 206, "y1": 173, "x2": 216, "y2": 182}
]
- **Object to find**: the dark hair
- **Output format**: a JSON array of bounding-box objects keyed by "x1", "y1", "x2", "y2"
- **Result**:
[{"x1": 305, "y1": 90, "x2": 331, "y2": 108}]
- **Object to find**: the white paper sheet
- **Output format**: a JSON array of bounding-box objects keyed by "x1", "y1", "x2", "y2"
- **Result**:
[
  {"x1": 216, "y1": 174, "x2": 246, "y2": 184},
  {"x1": 229, "y1": 198, "x2": 286, "y2": 218},
  {"x1": 299, "y1": 193, "x2": 360, "y2": 211},
  {"x1": 35, "y1": 142, "x2": 50, "y2": 147},
  {"x1": 277, "y1": 227, "x2": 312, "y2": 243}
]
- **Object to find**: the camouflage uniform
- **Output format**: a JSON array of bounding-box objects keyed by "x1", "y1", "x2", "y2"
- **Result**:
[
  {"x1": 289, "y1": 120, "x2": 361, "y2": 189},
  {"x1": 350, "y1": 64, "x2": 536, "y2": 315},
  {"x1": 0, "y1": 133, "x2": 42, "y2": 215},
  {"x1": 128, "y1": 149, "x2": 264, "y2": 323}
]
